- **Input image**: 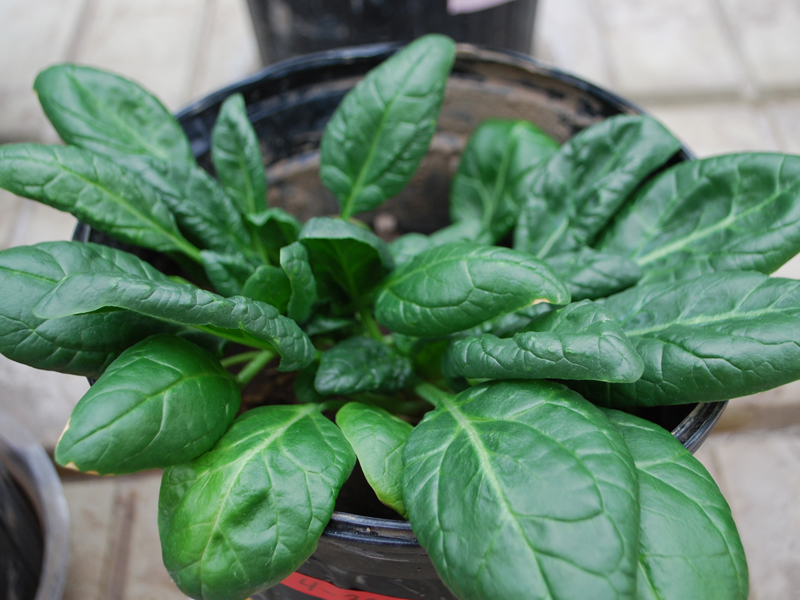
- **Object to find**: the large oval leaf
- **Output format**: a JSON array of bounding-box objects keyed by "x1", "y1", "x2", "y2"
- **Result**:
[
  {"x1": 319, "y1": 34, "x2": 456, "y2": 218},
  {"x1": 159, "y1": 404, "x2": 356, "y2": 600},
  {"x1": 315, "y1": 336, "x2": 414, "y2": 396},
  {"x1": 299, "y1": 217, "x2": 393, "y2": 302},
  {"x1": 34, "y1": 272, "x2": 315, "y2": 371},
  {"x1": 403, "y1": 380, "x2": 639, "y2": 600},
  {"x1": 211, "y1": 93, "x2": 267, "y2": 217},
  {"x1": 56, "y1": 335, "x2": 240, "y2": 475},
  {"x1": 546, "y1": 247, "x2": 642, "y2": 301},
  {"x1": 34, "y1": 64, "x2": 194, "y2": 165},
  {"x1": 280, "y1": 242, "x2": 316, "y2": 323},
  {"x1": 604, "y1": 409, "x2": 748, "y2": 600},
  {"x1": 0, "y1": 144, "x2": 200, "y2": 260},
  {"x1": 514, "y1": 115, "x2": 681, "y2": 258},
  {"x1": 443, "y1": 300, "x2": 643, "y2": 383},
  {"x1": 0, "y1": 242, "x2": 171, "y2": 377},
  {"x1": 242, "y1": 265, "x2": 291, "y2": 313},
  {"x1": 375, "y1": 243, "x2": 570, "y2": 336},
  {"x1": 575, "y1": 271, "x2": 800, "y2": 407},
  {"x1": 450, "y1": 119, "x2": 558, "y2": 242},
  {"x1": 336, "y1": 402, "x2": 412, "y2": 517},
  {"x1": 598, "y1": 153, "x2": 800, "y2": 282}
]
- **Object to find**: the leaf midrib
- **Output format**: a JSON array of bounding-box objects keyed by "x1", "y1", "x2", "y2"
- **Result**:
[{"x1": 623, "y1": 305, "x2": 792, "y2": 337}]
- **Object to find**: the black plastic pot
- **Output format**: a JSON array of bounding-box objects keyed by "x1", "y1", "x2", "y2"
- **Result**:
[
  {"x1": 0, "y1": 410, "x2": 70, "y2": 600},
  {"x1": 77, "y1": 43, "x2": 728, "y2": 600},
  {"x1": 246, "y1": 0, "x2": 539, "y2": 65}
]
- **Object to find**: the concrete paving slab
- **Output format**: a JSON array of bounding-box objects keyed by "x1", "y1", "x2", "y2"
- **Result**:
[
  {"x1": 595, "y1": 0, "x2": 743, "y2": 102},
  {"x1": 645, "y1": 101, "x2": 779, "y2": 157},
  {"x1": 766, "y1": 99, "x2": 800, "y2": 154},
  {"x1": 718, "y1": 0, "x2": 800, "y2": 93},
  {"x1": 8, "y1": 200, "x2": 78, "y2": 248},
  {"x1": 718, "y1": 382, "x2": 800, "y2": 434},
  {"x1": 0, "y1": 189, "x2": 25, "y2": 250},
  {"x1": 73, "y1": 0, "x2": 208, "y2": 110}
]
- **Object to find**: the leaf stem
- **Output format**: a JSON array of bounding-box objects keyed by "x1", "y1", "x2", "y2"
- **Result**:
[
  {"x1": 414, "y1": 382, "x2": 454, "y2": 409},
  {"x1": 221, "y1": 350, "x2": 261, "y2": 368},
  {"x1": 235, "y1": 349, "x2": 276, "y2": 387},
  {"x1": 358, "y1": 308, "x2": 384, "y2": 342}
]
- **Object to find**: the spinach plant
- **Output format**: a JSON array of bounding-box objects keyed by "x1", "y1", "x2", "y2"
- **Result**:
[{"x1": 6, "y1": 33, "x2": 800, "y2": 600}]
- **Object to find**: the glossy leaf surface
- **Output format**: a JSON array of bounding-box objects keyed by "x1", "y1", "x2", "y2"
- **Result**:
[
  {"x1": 56, "y1": 335, "x2": 240, "y2": 475},
  {"x1": 241, "y1": 266, "x2": 291, "y2": 313},
  {"x1": 320, "y1": 35, "x2": 456, "y2": 218},
  {"x1": 547, "y1": 247, "x2": 642, "y2": 301},
  {"x1": 514, "y1": 115, "x2": 681, "y2": 257},
  {"x1": 34, "y1": 272, "x2": 315, "y2": 371},
  {"x1": 315, "y1": 336, "x2": 414, "y2": 395},
  {"x1": 605, "y1": 410, "x2": 748, "y2": 600},
  {"x1": 403, "y1": 380, "x2": 639, "y2": 600},
  {"x1": 576, "y1": 271, "x2": 800, "y2": 407},
  {"x1": 450, "y1": 119, "x2": 558, "y2": 241},
  {"x1": 443, "y1": 300, "x2": 643, "y2": 383},
  {"x1": 0, "y1": 242, "x2": 170, "y2": 377},
  {"x1": 247, "y1": 209, "x2": 302, "y2": 265},
  {"x1": 599, "y1": 153, "x2": 800, "y2": 282},
  {"x1": 336, "y1": 402, "x2": 412, "y2": 517},
  {"x1": 375, "y1": 243, "x2": 570, "y2": 336},
  {"x1": 211, "y1": 93, "x2": 267, "y2": 217},
  {"x1": 280, "y1": 242, "x2": 317, "y2": 323},
  {"x1": 299, "y1": 217, "x2": 393, "y2": 301},
  {"x1": 0, "y1": 144, "x2": 199, "y2": 260},
  {"x1": 201, "y1": 250, "x2": 255, "y2": 297},
  {"x1": 159, "y1": 405, "x2": 356, "y2": 600},
  {"x1": 34, "y1": 64, "x2": 194, "y2": 165}
]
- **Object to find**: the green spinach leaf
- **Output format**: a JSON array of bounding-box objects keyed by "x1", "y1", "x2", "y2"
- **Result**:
[
  {"x1": 443, "y1": 300, "x2": 643, "y2": 383},
  {"x1": 0, "y1": 144, "x2": 201, "y2": 261},
  {"x1": 315, "y1": 337, "x2": 414, "y2": 395},
  {"x1": 56, "y1": 334, "x2": 240, "y2": 475},
  {"x1": 247, "y1": 208, "x2": 302, "y2": 265},
  {"x1": 605, "y1": 409, "x2": 748, "y2": 600},
  {"x1": 547, "y1": 247, "x2": 642, "y2": 301},
  {"x1": 34, "y1": 64, "x2": 194, "y2": 165},
  {"x1": 514, "y1": 115, "x2": 681, "y2": 257},
  {"x1": 320, "y1": 34, "x2": 456, "y2": 218},
  {"x1": 0, "y1": 242, "x2": 171, "y2": 377},
  {"x1": 34, "y1": 272, "x2": 315, "y2": 371},
  {"x1": 598, "y1": 153, "x2": 800, "y2": 282},
  {"x1": 201, "y1": 250, "x2": 255, "y2": 297},
  {"x1": 280, "y1": 242, "x2": 317, "y2": 323},
  {"x1": 375, "y1": 243, "x2": 570, "y2": 336},
  {"x1": 403, "y1": 380, "x2": 639, "y2": 600},
  {"x1": 336, "y1": 402, "x2": 412, "y2": 517},
  {"x1": 242, "y1": 265, "x2": 291, "y2": 313},
  {"x1": 211, "y1": 93, "x2": 267, "y2": 217},
  {"x1": 159, "y1": 404, "x2": 355, "y2": 600},
  {"x1": 450, "y1": 119, "x2": 558, "y2": 241}
]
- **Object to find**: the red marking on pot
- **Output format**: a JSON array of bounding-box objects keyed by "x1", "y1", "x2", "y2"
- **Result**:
[{"x1": 279, "y1": 572, "x2": 412, "y2": 600}]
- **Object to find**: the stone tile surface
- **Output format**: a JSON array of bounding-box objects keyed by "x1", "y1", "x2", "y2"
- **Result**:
[
  {"x1": 645, "y1": 101, "x2": 779, "y2": 157},
  {"x1": 718, "y1": 0, "x2": 800, "y2": 92},
  {"x1": 190, "y1": 0, "x2": 261, "y2": 100},
  {"x1": 718, "y1": 382, "x2": 800, "y2": 433},
  {"x1": 0, "y1": 190, "x2": 25, "y2": 250},
  {"x1": 766, "y1": 99, "x2": 800, "y2": 154},
  {"x1": 73, "y1": 0, "x2": 207, "y2": 109},
  {"x1": 595, "y1": 0, "x2": 743, "y2": 101},
  {"x1": 8, "y1": 201, "x2": 79, "y2": 248}
]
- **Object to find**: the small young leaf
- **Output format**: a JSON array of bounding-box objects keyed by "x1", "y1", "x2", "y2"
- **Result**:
[
  {"x1": 604, "y1": 409, "x2": 749, "y2": 600},
  {"x1": 0, "y1": 144, "x2": 200, "y2": 261},
  {"x1": 280, "y1": 242, "x2": 317, "y2": 323},
  {"x1": 201, "y1": 250, "x2": 255, "y2": 297},
  {"x1": 0, "y1": 242, "x2": 171, "y2": 377},
  {"x1": 443, "y1": 300, "x2": 643, "y2": 383},
  {"x1": 546, "y1": 247, "x2": 642, "y2": 301},
  {"x1": 56, "y1": 335, "x2": 240, "y2": 475},
  {"x1": 403, "y1": 380, "x2": 639, "y2": 600},
  {"x1": 211, "y1": 93, "x2": 267, "y2": 217},
  {"x1": 573, "y1": 271, "x2": 800, "y2": 407},
  {"x1": 336, "y1": 402, "x2": 412, "y2": 517},
  {"x1": 247, "y1": 208, "x2": 302, "y2": 264},
  {"x1": 34, "y1": 64, "x2": 194, "y2": 165},
  {"x1": 34, "y1": 272, "x2": 315, "y2": 371},
  {"x1": 389, "y1": 233, "x2": 432, "y2": 268},
  {"x1": 598, "y1": 153, "x2": 800, "y2": 282},
  {"x1": 375, "y1": 243, "x2": 570, "y2": 337},
  {"x1": 299, "y1": 217, "x2": 393, "y2": 302},
  {"x1": 302, "y1": 315, "x2": 357, "y2": 337},
  {"x1": 242, "y1": 265, "x2": 291, "y2": 313},
  {"x1": 514, "y1": 115, "x2": 681, "y2": 257},
  {"x1": 320, "y1": 34, "x2": 456, "y2": 218},
  {"x1": 159, "y1": 405, "x2": 356, "y2": 600},
  {"x1": 450, "y1": 119, "x2": 558, "y2": 242},
  {"x1": 315, "y1": 337, "x2": 414, "y2": 396}
]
